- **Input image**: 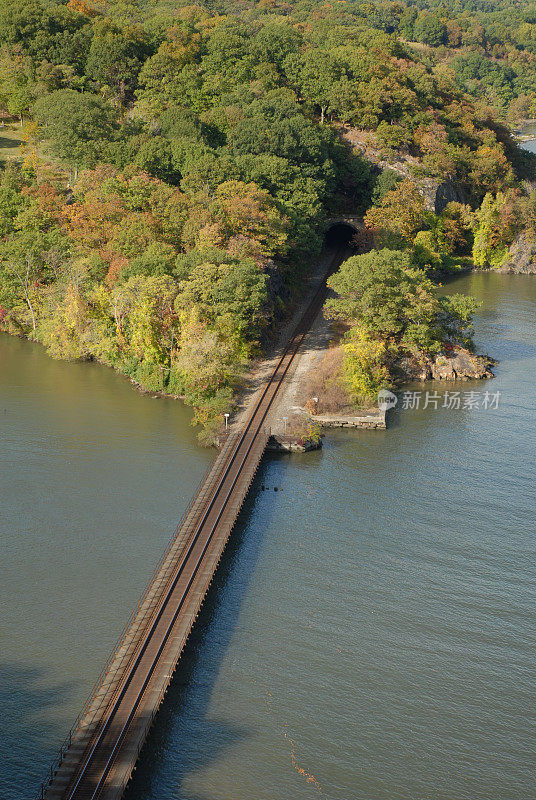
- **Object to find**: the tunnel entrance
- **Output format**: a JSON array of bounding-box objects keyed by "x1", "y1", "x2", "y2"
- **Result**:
[{"x1": 324, "y1": 222, "x2": 358, "y2": 248}]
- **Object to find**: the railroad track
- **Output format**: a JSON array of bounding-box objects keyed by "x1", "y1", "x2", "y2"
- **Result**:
[{"x1": 39, "y1": 244, "x2": 348, "y2": 800}]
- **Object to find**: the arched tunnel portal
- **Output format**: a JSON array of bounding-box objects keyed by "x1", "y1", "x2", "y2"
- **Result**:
[{"x1": 324, "y1": 222, "x2": 360, "y2": 248}]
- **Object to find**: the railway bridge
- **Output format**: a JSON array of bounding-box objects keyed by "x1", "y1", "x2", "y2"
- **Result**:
[{"x1": 37, "y1": 243, "x2": 349, "y2": 800}]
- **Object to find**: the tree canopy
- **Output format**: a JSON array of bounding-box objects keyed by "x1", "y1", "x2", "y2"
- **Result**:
[{"x1": 0, "y1": 0, "x2": 534, "y2": 430}]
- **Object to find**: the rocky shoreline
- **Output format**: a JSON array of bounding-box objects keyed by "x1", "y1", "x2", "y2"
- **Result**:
[
  {"x1": 295, "y1": 345, "x2": 495, "y2": 443},
  {"x1": 395, "y1": 345, "x2": 496, "y2": 383}
]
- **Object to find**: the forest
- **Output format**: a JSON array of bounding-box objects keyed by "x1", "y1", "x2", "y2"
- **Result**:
[{"x1": 1, "y1": 0, "x2": 536, "y2": 433}]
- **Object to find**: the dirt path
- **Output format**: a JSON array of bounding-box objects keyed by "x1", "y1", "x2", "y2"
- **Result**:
[
  {"x1": 228, "y1": 245, "x2": 337, "y2": 437},
  {"x1": 227, "y1": 243, "x2": 385, "y2": 439}
]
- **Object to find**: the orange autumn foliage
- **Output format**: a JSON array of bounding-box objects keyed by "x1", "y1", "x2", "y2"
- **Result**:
[{"x1": 67, "y1": 0, "x2": 97, "y2": 16}]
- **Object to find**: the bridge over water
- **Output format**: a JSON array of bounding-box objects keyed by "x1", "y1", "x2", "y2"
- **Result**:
[{"x1": 37, "y1": 242, "x2": 349, "y2": 800}]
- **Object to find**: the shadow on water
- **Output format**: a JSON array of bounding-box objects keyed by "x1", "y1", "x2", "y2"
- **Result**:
[
  {"x1": 0, "y1": 663, "x2": 77, "y2": 799},
  {"x1": 124, "y1": 457, "x2": 282, "y2": 800}
]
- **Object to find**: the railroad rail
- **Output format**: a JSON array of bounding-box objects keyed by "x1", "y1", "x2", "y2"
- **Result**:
[{"x1": 37, "y1": 244, "x2": 348, "y2": 800}]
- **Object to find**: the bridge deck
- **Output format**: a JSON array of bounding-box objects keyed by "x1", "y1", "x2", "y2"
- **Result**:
[{"x1": 38, "y1": 245, "x2": 347, "y2": 800}]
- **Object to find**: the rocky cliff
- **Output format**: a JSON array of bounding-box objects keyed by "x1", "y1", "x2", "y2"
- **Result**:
[
  {"x1": 500, "y1": 230, "x2": 536, "y2": 273},
  {"x1": 339, "y1": 125, "x2": 467, "y2": 213}
]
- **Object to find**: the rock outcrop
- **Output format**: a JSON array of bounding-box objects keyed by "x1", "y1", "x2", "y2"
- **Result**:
[
  {"x1": 396, "y1": 346, "x2": 495, "y2": 382},
  {"x1": 338, "y1": 125, "x2": 467, "y2": 213},
  {"x1": 500, "y1": 230, "x2": 536, "y2": 274},
  {"x1": 433, "y1": 180, "x2": 468, "y2": 213}
]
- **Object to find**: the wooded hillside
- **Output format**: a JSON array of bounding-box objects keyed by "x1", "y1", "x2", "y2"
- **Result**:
[{"x1": 1, "y1": 0, "x2": 535, "y2": 431}]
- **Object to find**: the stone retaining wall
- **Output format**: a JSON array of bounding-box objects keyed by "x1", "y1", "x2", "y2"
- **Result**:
[{"x1": 310, "y1": 410, "x2": 386, "y2": 430}]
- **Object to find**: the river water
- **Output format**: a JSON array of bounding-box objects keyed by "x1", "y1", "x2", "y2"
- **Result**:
[
  {"x1": 1, "y1": 272, "x2": 535, "y2": 800},
  {"x1": 519, "y1": 121, "x2": 536, "y2": 153},
  {"x1": 0, "y1": 339, "x2": 212, "y2": 797}
]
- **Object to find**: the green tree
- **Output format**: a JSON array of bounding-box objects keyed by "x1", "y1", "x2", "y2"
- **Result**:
[
  {"x1": 175, "y1": 253, "x2": 268, "y2": 346},
  {"x1": 399, "y1": 7, "x2": 417, "y2": 39},
  {"x1": 85, "y1": 21, "x2": 150, "y2": 103},
  {"x1": 0, "y1": 0, "x2": 49, "y2": 48},
  {"x1": 38, "y1": 282, "x2": 91, "y2": 359},
  {"x1": 33, "y1": 89, "x2": 118, "y2": 174},
  {"x1": 284, "y1": 48, "x2": 344, "y2": 123},
  {"x1": 371, "y1": 168, "x2": 401, "y2": 204},
  {"x1": 0, "y1": 48, "x2": 36, "y2": 124},
  {"x1": 134, "y1": 136, "x2": 176, "y2": 183},
  {"x1": 438, "y1": 294, "x2": 479, "y2": 349},
  {"x1": 252, "y1": 22, "x2": 302, "y2": 71},
  {"x1": 472, "y1": 191, "x2": 519, "y2": 267},
  {"x1": 123, "y1": 241, "x2": 177, "y2": 279},
  {"x1": 342, "y1": 327, "x2": 390, "y2": 403},
  {"x1": 0, "y1": 164, "x2": 26, "y2": 236},
  {"x1": 325, "y1": 249, "x2": 442, "y2": 352},
  {"x1": 414, "y1": 14, "x2": 446, "y2": 46}
]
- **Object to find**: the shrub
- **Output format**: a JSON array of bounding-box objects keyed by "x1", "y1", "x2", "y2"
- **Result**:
[
  {"x1": 303, "y1": 346, "x2": 353, "y2": 413},
  {"x1": 342, "y1": 328, "x2": 390, "y2": 404}
]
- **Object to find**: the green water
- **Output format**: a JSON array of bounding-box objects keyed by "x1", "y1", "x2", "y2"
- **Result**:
[
  {"x1": 0, "y1": 337, "x2": 212, "y2": 795},
  {"x1": 123, "y1": 272, "x2": 536, "y2": 800},
  {"x1": 1, "y1": 272, "x2": 535, "y2": 800}
]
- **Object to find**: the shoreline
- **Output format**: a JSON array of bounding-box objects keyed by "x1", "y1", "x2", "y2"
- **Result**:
[
  {"x1": 0, "y1": 266, "x2": 500, "y2": 453},
  {"x1": 1, "y1": 250, "x2": 525, "y2": 454},
  {"x1": 512, "y1": 119, "x2": 536, "y2": 143}
]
